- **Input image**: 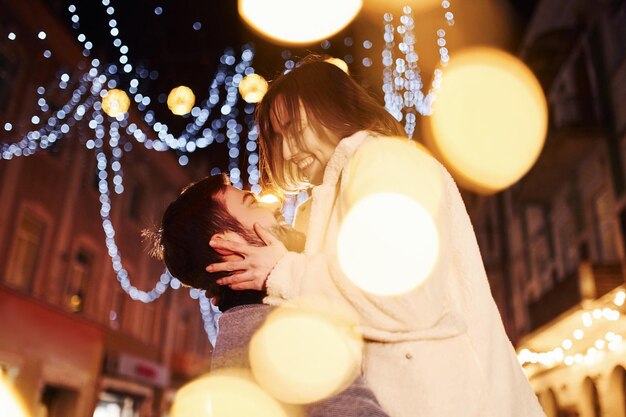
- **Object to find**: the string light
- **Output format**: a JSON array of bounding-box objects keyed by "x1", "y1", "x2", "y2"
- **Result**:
[
  {"x1": 0, "y1": 3, "x2": 258, "y2": 343},
  {"x1": 518, "y1": 299, "x2": 624, "y2": 368},
  {"x1": 382, "y1": 1, "x2": 454, "y2": 137}
]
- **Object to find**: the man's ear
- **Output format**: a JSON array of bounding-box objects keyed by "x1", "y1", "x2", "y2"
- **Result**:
[{"x1": 211, "y1": 231, "x2": 246, "y2": 260}]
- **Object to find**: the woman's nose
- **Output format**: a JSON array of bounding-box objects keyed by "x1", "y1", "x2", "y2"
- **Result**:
[{"x1": 282, "y1": 137, "x2": 295, "y2": 160}]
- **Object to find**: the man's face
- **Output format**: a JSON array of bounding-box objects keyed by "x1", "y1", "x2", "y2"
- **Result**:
[
  {"x1": 219, "y1": 185, "x2": 279, "y2": 231},
  {"x1": 217, "y1": 185, "x2": 306, "y2": 253}
]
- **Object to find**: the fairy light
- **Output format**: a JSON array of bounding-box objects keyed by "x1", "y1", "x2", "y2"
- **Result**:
[
  {"x1": 1, "y1": 3, "x2": 261, "y2": 343},
  {"x1": 381, "y1": 1, "x2": 455, "y2": 136},
  {"x1": 518, "y1": 301, "x2": 624, "y2": 368}
]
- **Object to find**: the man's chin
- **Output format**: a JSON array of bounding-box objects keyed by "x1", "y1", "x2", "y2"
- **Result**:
[{"x1": 272, "y1": 224, "x2": 306, "y2": 253}]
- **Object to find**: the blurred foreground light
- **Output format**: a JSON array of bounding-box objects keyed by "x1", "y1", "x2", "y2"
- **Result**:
[
  {"x1": 102, "y1": 89, "x2": 130, "y2": 117},
  {"x1": 258, "y1": 193, "x2": 280, "y2": 204},
  {"x1": 170, "y1": 369, "x2": 290, "y2": 417},
  {"x1": 167, "y1": 86, "x2": 195, "y2": 116},
  {"x1": 423, "y1": 47, "x2": 547, "y2": 194},
  {"x1": 364, "y1": 0, "x2": 441, "y2": 13},
  {"x1": 249, "y1": 305, "x2": 363, "y2": 404},
  {"x1": 338, "y1": 192, "x2": 439, "y2": 296},
  {"x1": 238, "y1": 0, "x2": 362, "y2": 44},
  {"x1": 239, "y1": 73, "x2": 268, "y2": 103},
  {"x1": 325, "y1": 57, "x2": 349, "y2": 74},
  {"x1": 0, "y1": 370, "x2": 29, "y2": 417}
]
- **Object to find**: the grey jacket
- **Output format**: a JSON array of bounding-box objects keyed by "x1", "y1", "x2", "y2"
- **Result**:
[{"x1": 212, "y1": 304, "x2": 390, "y2": 417}]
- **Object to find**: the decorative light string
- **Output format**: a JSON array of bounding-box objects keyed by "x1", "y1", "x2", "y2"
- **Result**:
[
  {"x1": 518, "y1": 290, "x2": 626, "y2": 368},
  {"x1": 0, "y1": 3, "x2": 263, "y2": 342},
  {"x1": 382, "y1": 1, "x2": 454, "y2": 137}
]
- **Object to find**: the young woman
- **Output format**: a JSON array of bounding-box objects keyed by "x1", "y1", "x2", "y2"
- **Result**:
[{"x1": 207, "y1": 57, "x2": 544, "y2": 417}]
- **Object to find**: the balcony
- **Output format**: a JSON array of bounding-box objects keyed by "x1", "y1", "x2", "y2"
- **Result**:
[{"x1": 527, "y1": 262, "x2": 624, "y2": 332}]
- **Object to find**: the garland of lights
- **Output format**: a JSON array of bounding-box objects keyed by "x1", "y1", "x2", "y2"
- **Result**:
[
  {"x1": 0, "y1": 2, "x2": 266, "y2": 341},
  {"x1": 382, "y1": 1, "x2": 454, "y2": 137},
  {"x1": 518, "y1": 290, "x2": 625, "y2": 369}
]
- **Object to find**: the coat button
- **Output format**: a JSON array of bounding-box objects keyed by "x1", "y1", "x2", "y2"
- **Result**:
[{"x1": 405, "y1": 353, "x2": 413, "y2": 360}]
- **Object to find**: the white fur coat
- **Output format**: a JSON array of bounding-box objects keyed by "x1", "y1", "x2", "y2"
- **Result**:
[{"x1": 265, "y1": 131, "x2": 545, "y2": 417}]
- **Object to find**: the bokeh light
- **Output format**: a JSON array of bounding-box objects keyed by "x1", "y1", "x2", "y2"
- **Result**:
[
  {"x1": 423, "y1": 47, "x2": 547, "y2": 194},
  {"x1": 238, "y1": 0, "x2": 362, "y2": 44},
  {"x1": 258, "y1": 193, "x2": 280, "y2": 204},
  {"x1": 101, "y1": 89, "x2": 130, "y2": 117},
  {"x1": 167, "y1": 85, "x2": 196, "y2": 116},
  {"x1": 249, "y1": 305, "x2": 363, "y2": 404},
  {"x1": 238, "y1": 73, "x2": 268, "y2": 104},
  {"x1": 170, "y1": 369, "x2": 291, "y2": 417},
  {"x1": 338, "y1": 192, "x2": 439, "y2": 296},
  {"x1": 324, "y1": 57, "x2": 350, "y2": 74},
  {"x1": 0, "y1": 371, "x2": 29, "y2": 417}
]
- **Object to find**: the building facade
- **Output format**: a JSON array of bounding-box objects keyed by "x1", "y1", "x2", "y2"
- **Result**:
[
  {"x1": 0, "y1": 1, "x2": 214, "y2": 416},
  {"x1": 468, "y1": 0, "x2": 626, "y2": 415}
]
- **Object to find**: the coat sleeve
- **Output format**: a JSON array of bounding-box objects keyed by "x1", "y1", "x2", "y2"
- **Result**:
[
  {"x1": 265, "y1": 138, "x2": 462, "y2": 338},
  {"x1": 305, "y1": 376, "x2": 390, "y2": 417}
]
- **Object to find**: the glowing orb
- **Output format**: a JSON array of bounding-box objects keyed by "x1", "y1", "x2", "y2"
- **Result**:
[
  {"x1": 249, "y1": 306, "x2": 363, "y2": 404},
  {"x1": 258, "y1": 193, "x2": 279, "y2": 204},
  {"x1": 101, "y1": 89, "x2": 130, "y2": 117},
  {"x1": 238, "y1": 0, "x2": 362, "y2": 44},
  {"x1": 325, "y1": 57, "x2": 349, "y2": 74},
  {"x1": 167, "y1": 86, "x2": 196, "y2": 116},
  {"x1": 239, "y1": 73, "x2": 269, "y2": 104},
  {"x1": 338, "y1": 192, "x2": 439, "y2": 296},
  {"x1": 170, "y1": 369, "x2": 289, "y2": 417},
  {"x1": 423, "y1": 47, "x2": 548, "y2": 194},
  {"x1": 0, "y1": 372, "x2": 29, "y2": 417}
]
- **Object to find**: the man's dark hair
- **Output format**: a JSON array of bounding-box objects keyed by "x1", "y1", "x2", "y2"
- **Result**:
[{"x1": 145, "y1": 174, "x2": 264, "y2": 312}]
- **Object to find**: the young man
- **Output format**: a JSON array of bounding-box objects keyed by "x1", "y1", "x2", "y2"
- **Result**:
[{"x1": 148, "y1": 174, "x2": 388, "y2": 417}]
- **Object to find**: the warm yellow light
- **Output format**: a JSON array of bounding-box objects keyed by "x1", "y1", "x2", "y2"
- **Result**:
[
  {"x1": 562, "y1": 339, "x2": 573, "y2": 350},
  {"x1": 239, "y1": 73, "x2": 268, "y2": 104},
  {"x1": 102, "y1": 89, "x2": 130, "y2": 117},
  {"x1": 258, "y1": 193, "x2": 280, "y2": 204},
  {"x1": 249, "y1": 305, "x2": 362, "y2": 404},
  {"x1": 69, "y1": 294, "x2": 82, "y2": 312},
  {"x1": 167, "y1": 86, "x2": 195, "y2": 116},
  {"x1": 573, "y1": 329, "x2": 584, "y2": 340},
  {"x1": 0, "y1": 371, "x2": 29, "y2": 417},
  {"x1": 364, "y1": 0, "x2": 441, "y2": 14},
  {"x1": 170, "y1": 369, "x2": 291, "y2": 417},
  {"x1": 423, "y1": 47, "x2": 548, "y2": 194},
  {"x1": 324, "y1": 57, "x2": 349, "y2": 74},
  {"x1": 337, "y1": 192, "x2": 439, "y2": 296},
  {"x1": 615, "y1": 291, "x2": 625, "y2": 306},
  {"x1": 238, "y1": 0, "x2": 362, "y2": 44}
]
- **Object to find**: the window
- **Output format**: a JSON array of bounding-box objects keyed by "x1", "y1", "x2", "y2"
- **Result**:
[
  {"x1": 109, "y1": 289, "x2": 125, "y2": 331},
  {"x1": 64, "y1": 248, "x2": 93, "y2": 313},
  {"x1": 5, "y1": 212, "x2": 46, "y2": 290},
  {"x1": 593, "y1": 190, "x2": 620, "y2": 261},
  {"x1": 525, "y1": 204, "x2": 555, "y2": 289}
]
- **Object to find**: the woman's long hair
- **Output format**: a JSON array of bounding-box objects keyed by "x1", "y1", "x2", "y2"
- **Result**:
[{"x1": 256, "y1": 56, "x2": 405, "y2": 195}]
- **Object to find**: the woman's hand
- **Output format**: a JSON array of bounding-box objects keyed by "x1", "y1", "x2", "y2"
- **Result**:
[{"x1": 206, "y1": 223, "x2": 288, "y2": 290}]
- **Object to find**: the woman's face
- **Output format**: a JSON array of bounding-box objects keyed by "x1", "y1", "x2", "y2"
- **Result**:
[{"x1": 270, "y1": 102, "x2": 338, "y2": 186}]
